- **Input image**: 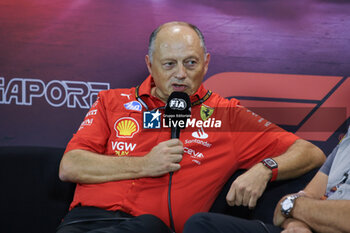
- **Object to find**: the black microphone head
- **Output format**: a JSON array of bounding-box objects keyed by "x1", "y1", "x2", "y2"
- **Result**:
[{"x1": 164, "y1": 92, "x2": 191, "y2": 129}]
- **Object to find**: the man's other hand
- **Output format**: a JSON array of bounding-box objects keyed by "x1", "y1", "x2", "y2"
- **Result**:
[{"x1": 226, "y1": 162, "x2": 271, "y2": 209}]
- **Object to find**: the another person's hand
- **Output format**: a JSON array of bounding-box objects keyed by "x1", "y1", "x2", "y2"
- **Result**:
[
  {"x1": 274, "y1": 191, "x2": 307, "y2": 227},
  {"x1": 281, "y1": 219, "x2": 312, "y2": 233},
  {"x1": 273, "y1": 194, "x2": 287, "y2": 227},
  {"x1": 273, "y1": 194, "x2": 291, "y2": 226},
  {"x1": 226, "y1": 163, "x2": 270, "y2": 209},
  {"x1": 142, "y1": 139, "x2": 184, "y2": 177}
]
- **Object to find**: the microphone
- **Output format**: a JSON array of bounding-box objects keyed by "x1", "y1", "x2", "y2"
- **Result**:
[
  {"x1": 164, "y1": 92, "x2": 191, "y2": 139},
  {"x1": 164, "y1": 92, "x2": 191, "y2": 233}
]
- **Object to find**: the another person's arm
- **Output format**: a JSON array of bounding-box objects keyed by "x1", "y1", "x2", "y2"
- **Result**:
[
  {"x1": 274, "y1": 171, "x2": 328, "y2": 232},
  {"x1": 275, "y1": 168, "x2": 350, "y2": 232},
  {"x1": 273, "y1": 139, "x2": 350, "y2": 233},
  {"x1": 283, "y1": 197, "x2": 350, "y2": 233},
  {"x1": 59, "y1": 139, "x2": 184, "y2": 184}
]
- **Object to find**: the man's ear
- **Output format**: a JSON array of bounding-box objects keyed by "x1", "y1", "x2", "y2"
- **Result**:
[
  {"x1": 204, "y1": 53, "x2": 211, "y2": 74},
  {"x1": 145, "y1": 55, "x2": 152, "y2": 75}
]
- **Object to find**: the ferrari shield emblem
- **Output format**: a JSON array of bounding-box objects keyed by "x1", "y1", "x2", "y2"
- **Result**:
[{"x1": 200, "y1": 104, "x2": 214, "y2": 121}]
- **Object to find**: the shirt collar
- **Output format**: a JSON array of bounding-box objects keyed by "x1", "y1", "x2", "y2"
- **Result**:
[{"x1": 138, "y1": 75, "x2": 208, "y2": 103}]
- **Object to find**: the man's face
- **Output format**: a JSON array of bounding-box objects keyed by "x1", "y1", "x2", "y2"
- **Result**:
[{"x1": 146, "y1": 25, "x2": 210, "y2": 102}]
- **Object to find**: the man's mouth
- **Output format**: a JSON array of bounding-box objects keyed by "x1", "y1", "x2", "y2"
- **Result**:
[{"x1": 172, "y1": 84, "x2": 187, "y2": 92}]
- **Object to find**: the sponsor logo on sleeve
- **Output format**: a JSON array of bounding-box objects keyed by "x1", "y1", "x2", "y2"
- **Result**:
[
  {"x1": 114, "y1": 117, "x2": 140, "y2": 138},
  {"x1": 85, "y1": 109, "x2": 98, "y2": 117},
  {"x1": 92, "y1": 98, "x2": 99, "y2": 108},
  {"x1": 246, "y1": 109, "x2": 272, "y2": 127},
  {"x1": 78, "y1": 118, "x2": 94, "y2": 130}
]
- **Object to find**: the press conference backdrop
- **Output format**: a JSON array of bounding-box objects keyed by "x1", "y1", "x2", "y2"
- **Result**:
[{"x1": 1, "y1": 0, "x2": 349, "y2": 154}]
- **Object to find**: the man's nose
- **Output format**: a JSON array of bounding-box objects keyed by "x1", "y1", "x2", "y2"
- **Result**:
[{"x1": 174, "y1": 64, "x2": 186, "y2": 79}]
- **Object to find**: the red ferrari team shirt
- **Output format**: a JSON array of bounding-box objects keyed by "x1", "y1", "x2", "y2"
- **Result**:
[{"x1": 65, "y1": 75, "x2": 299, "y2": 233}]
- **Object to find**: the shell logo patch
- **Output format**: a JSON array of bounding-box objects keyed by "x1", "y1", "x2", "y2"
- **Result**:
[{"x1": 114, "y1": 117, "x2": 140, "y2": 138}]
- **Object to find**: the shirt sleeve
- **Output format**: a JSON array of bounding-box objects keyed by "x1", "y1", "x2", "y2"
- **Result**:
[
  {"x1": 321, "y1": 129, "x2": 350, "y2": 175},
  {"x1": 64, "y1": 91, "x2": 110, "y2": 154},
  {"x1": 319, "y1": 146, "x2": 337, "y2": 176},
  {"x1": 230, "y1": 104, "x2": 299, "y2": 169}
]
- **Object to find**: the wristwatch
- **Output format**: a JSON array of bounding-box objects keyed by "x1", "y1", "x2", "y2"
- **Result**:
[
  {"x1": 280, "y1": 194, "x2": 300, "y2": 218},
  {"x1": 261, "y1": 158, "x2": 278, "y2": 181}
]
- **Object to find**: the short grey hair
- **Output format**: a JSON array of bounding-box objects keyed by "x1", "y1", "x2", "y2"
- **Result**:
[{"x1": 148, "y1": 22, "x2": 207, "y2": 63}]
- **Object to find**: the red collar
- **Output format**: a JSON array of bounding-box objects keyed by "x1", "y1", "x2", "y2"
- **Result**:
[{"x1": 138, "y1": 75, "x2": 209, "y2": 103}]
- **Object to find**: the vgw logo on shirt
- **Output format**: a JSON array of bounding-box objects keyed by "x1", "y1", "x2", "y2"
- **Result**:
[
  {"x1": 143, "y1": 110, "x2": 161, "y2": 129},
  {"x1": 111, "y1": 141, "x2": 137, "y2": 156}
]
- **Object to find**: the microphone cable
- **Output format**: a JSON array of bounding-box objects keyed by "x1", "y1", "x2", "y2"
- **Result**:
[{"x1": 168, "y1": 171, "x2": 175, "y2": 233}]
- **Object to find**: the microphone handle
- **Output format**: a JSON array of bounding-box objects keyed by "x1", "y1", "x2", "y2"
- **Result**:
[{"x1": 171, "y1": 126, "x2": 180, "y2": 139}]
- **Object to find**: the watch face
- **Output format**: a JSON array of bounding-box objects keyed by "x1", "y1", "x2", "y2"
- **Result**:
[
  {"x1": 264, "y1": 158, "x2": 278, "y2": 168},
  {"x1": 281, "y1": 195, "x2": 299, "y2": 217},
  {"x1": 282, "y1": 199, "x2": 293, "y2": 210}
]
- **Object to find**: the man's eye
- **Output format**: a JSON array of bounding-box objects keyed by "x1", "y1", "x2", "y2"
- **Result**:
[
  {"x1": 163, "y1": 62, "x2": 175, "y2": 68},
  {"x1": 185, "y1": 60, "x2": 197, "y2": 67}
]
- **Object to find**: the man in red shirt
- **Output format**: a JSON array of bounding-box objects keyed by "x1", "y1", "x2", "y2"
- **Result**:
[{"x1": 57, "y1": 21, "x2": 325, "y2": 233}]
